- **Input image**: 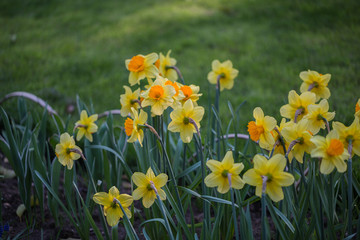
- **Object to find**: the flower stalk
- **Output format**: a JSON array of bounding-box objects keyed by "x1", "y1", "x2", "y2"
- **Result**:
[{"x1": 347, "y1": 140, "x2": 353, "y2": 235}]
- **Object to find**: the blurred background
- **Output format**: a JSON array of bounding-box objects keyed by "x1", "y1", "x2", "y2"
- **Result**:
[{"x1": 1, "y1": 0, "x2": 359, "y2": 127}]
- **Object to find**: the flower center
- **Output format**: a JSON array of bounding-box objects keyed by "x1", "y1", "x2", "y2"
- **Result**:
[
  {"x1": 147, "y1": 183, "x2": 153, "y2": 191},
  {"x1": 326, "y1": 139, "x2": 344, "y2": 156},
  {"x1": 265, "y1": 173, "x2": 273, "y2": 183},
  {"x1": 346, "y1": 135, "x2": 354, "y2": 143},
  {"x1": 124, "y1": 118, "x2": 134, "y2": 136},
  {"x1": 165, "y1": 80, "x2": 179, "y2": 97},
  {"x1": 154, "y1": 59, "x2": 160, "y2": 70},
  {"x1": 149, "y1": 85, "x2": 165, "y2": 100},
  {"x1": 183, "y1": 117, "x2": 190, "y2": 125},
  {"x1": 180, "y1": 85, "x2": 193, "y2": 100},
  {"x1": 296, "y1": 137, "x2": 304, "y2": 144},
  {"x1": 221, "y1": 169, "x2": 229, "y2": 178},
  {"x1": 247, "y1": 121, "x2": 264, "y2": 141},
  {"x1": 128, "y1": 55, "x2": 145, "y2": 72}
]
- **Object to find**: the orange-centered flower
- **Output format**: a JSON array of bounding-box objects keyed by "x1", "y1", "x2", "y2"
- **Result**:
[
  {"x1": 181, "y1": 85, "x2": 192, "y2": 101},
  {"x1": 165, "y1": 80, "x2": 180, "y2": 97},
  {"x1": 124, "y1": 118, "x2": 134, "y2": 136},
  {"x1": 128, "y1": 56, "x2": 145, "y2": 72},
  {"x1": 326, "y1": 139, "x2": 344, "y2": 156},
  {"x1": 311, "y1": 130, "x2": 350, "y2": 174},
  {"x1": 247, "y1": 107, "x2": 276, "y2": 150},
  {"x1": 149, "y1": 85, "x2": 165, "y2": 100}
]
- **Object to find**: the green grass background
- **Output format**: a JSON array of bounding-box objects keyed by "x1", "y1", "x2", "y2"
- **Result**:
[{"x1": 1, "y1": 0, "x2": 359, "y2": 128}]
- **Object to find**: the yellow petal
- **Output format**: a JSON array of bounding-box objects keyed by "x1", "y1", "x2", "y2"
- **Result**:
[
  {"x1": 93, "y1": 192, "x2": 112, "y2": 206},
  {"x1": 217, "y1": 178, "x2": 230, "y2": 194},
  {"x1": 273, "y1": 172, "x2": 294, "y2": 186},
  {"x1": 132, "y1": 172, "x2": 148, "y2": 187},
  {"x1": 204, "y1": 173, "x2": 222, "y2": 187},
  {"x1": 231, "y1": 176, "x2": 245, "y2": 190},
  {"x1": 146, "y1": 168, "x2": 156, "y2": 180},
  {"x1": 153, "y1": 173, "x2": 168, "y2": 188},
  {"x1": 118, "y1": 194, "x2": 133, "y2": 208},
  {"x1": 105, "y1": 206, "x2": 121, "y2": 226},
  {"x1": 243, "y1": 169, "x2": 261, "y2": 186},
  {"x1": 206, "y1": 160, "x2": 222, "y2": 172},
  {"x1": 230, "y1": 163, "x2": 244, "y2": 175},
  {"x1": 320, "y1": 158, "x2": 335, "y2": 174},
  {"x1": 253, "y1": 107, "x2": 264, "y2": 121},
  {"x1": 333, "y1": 157, "x2": 347, "y2": 173},
  {"x1": 222, "y1": 151, "x2": 234, "y2": 169},
  {"x1": 268, "y1": 154, "x2": 286, "y2": 172},
  {"x1": 132, "y1": 187, "x2": 147, "y2": 200},
  {"x1": 143, "y1": 190, "x2": 156, "y2": 208},
  {"x1": 266, "y1": 183, "x2": 284, "y2": 202},
  {"x1": 158, "y1": 189, "x2": 166, "y2": 201}
]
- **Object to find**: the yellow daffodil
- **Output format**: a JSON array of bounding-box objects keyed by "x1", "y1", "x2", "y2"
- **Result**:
[
  {"x1": 165, "y1": 80, "x2": 185, "y2": 107},
  {"x1": 132, "y1": 168, "x2": 168, "y2": 208},
  {"x1": 243, "y1": 154, "x2": 294, "y2": 202},
  {"x1": 247, "y1": 107, "x2": 277, "y2": 150},
  {"x1": 355, "y1": 99, "x2": 360, "y2": 118},
  {"x1": 168, "y1": 99, "x2": 205, "y2": 143},
  {"x1": 157, "y1": 50, "x2": 178, "y2": 82},
  {"x1": 281, "y1": 119, "x2": 315, "y2": 163},
  {"x1": 280, "y1": 90, "x2": 316, "y2": 122},
  {"x1": 120, "y1": 86, "x2": 141, "y2": 117},
  {"x1": 179, "y1": 84, "x2": 202, "y2": 106},
  {"x1": 204, "y1": 151, "x2": 245, "y2": 194},
  {"x1": 207, "y1": 60, "x2": 239, "y2": 91},
  {"x1": 75, "y1": 110, "x2": 98, "y2": 142},
  {"x1": 304, "y1": 99, "x2": 335, "y2": 134},
  {"x1": 124, "y1": 108, "x2": 148, "y2": 147},
  {"x1": 310, "y1": 130, "x2": 350, "y2": 174},
  {"x1": 141, "y1": 76, "x2": 176, "y2": 116},
  {"x1": 55, "y1": 133, "x2": 82, "y2": 170},
  {"x1": 299, "y1": 70, "x2": 331, "y2": 101},
  {"x1": 333, "y1": 118, "x2": 360, "y2": 157},
  {"x1": 125, "y1": 53, "x2": 159, "y2": 86},
  {"x1": 271, "y1": 118, "x2": 293, "y2": 160},
  {"x1": 93, "y1": 186, "x2": 133, "y2": 227}
]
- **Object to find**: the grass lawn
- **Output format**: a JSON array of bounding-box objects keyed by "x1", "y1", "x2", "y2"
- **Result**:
[{"x1": 1, "y1": 0, "x2": 359, "y2": 129}]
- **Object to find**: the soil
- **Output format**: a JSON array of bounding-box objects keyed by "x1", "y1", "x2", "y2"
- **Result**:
[{"x1": 1, "y1": 157, "x2": 272, "y2": 240}]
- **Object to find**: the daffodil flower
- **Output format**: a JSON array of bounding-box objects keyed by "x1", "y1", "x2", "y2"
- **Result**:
[
  {"x1": 311, "y1": 130, "x2": 350, "y2": 174},
  {"x1": 132, "y1": 168, "x2": 168, "y2": 208},
  {"x1": 141, "y1": 77, "x2": 176, "y2": 116},
  {"x1": 332, "y1": 118, "x2": 360, "y2": 157},
  {"x1": 207, "y1": 60, "x2": 239, "y2": 91},
  {"x1": 304, "y1": 99, "x2": 335, "y2": 134},
  {"x1": 271, "y1": 118, "x2": 293, "y2": 160},
  {"x1": 164, "y1": 80, "x2": 185, "y2": 107},
  {"x1": 247, "y1": 107, "x2": 277, "y2": 150},
  {"x1": 124, "y1": 108, "x2": 148, "y2": 147},
  {"x1": 281, "y1": 119, "x2": 315, "y2": 163},
  {"x1": 120, "y1": 86, "x2": 141, "y2": 117},
  {"x1": 125, "y1": 53, "x2": 159, "y2": 86},
  {"x1": 243, "y1": 154, "x2": 294, "y2": 202},
  {"x1": 204, "y1": 151, "x2": 245, "y2": 194},
  {"x1": 280, "y1": 90, "x2": 316, "y2": 122},
  {"x1": 299, "y1": 70, "x2": 331, "y2": 101},
  {"x1": 74, "y1": 110, "x2": 98, "y2": 142},
  {"x1": 157, "y1": 50, "x2": 178, "y2": 82},
  {"x1": 93, "y1": 186, "x2": 133, "y2": 227},
  {"x1": 55, "y1": 133, "x2": 83, "y2": 170},
  {"x1": 168, "y1": 99, "x2": 204, "y2": 143},
  {"x1": 179, "y1": 84, "x2": 202, "y2": 106}
]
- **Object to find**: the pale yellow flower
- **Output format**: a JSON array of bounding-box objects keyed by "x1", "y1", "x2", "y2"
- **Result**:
[
  {"x1": 243, "y1": 154, "x2": 294, "y2": 202},
  {"x1": 280, "y1": 90, "x2": 316, "y2": 122},
  {"x1": 132, "y1": 168, "x2": 168, "y2": 208},
  {"x1": 157, "y1": 50, "x2": 178, "y2": 82},
  {"x1": 75, "y1": 110, "x2": 98, "y2": 142},
  {"x1": 120, "y1": 86, "x2": 140, "y2": 117},
  {"x1": 311, "y1": 131, "x2": 350, "y2": 174},
  {"x1": 332, "y1": 118, "x2": 360, "y2": 157},
  {"x1": 281, "y1": 119, "x2": 315, "y2": 163},
  {"x1": 125, "y1": 53, "x2": 159, "y2": 86},
  {"x1": 168, "y1": 99, "x2": 205, "y2": 143},
  {"x1": 93, "y1": 186, "x2": 133, "y2": 227},
  {"x1": 304, "y1": 99, "x2": 335, "y2": 134},
  {"x1": 204, "y1": 151, "x2": 245, "y2": 194},
  {"x1": 207, "y1": 60, "x2": 239, "y2": 91},
  {"x1": 247, "y1": 107, "x2": 277, "y2": 150},
  {"x1": 124, "y1": 108, "x2": 148, "y2": 147},
  {"x1": 299, "y1": 70, "x2": 331, "y2": 101},
  {"x1": 141, "y1": 77, "x2": 176, "y2": 116},
  {"x1": 55, "y1": 133, "x2": 82, "y2": 170}
]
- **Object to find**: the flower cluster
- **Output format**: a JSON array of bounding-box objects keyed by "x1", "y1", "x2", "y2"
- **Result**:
[{"x1": 121, "y1": 51, "x2": 205, "y2": 145}]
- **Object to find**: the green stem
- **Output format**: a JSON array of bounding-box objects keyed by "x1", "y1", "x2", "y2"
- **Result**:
[
  {"x1": 347, "y1": 141, "x2": 353, "y2": 235},
  {"x1": 155, "y1": 193, "x2": 175, "y2": 240},
  {"x1": 113, "y1": 198, "x2": 139, "y2": 240},
  {"x1": 230, "y1": 187, "x2": 239, "y2": 240},
  {"x1": 261, "y1": 193, "x2": 267, "y2": 240}
]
